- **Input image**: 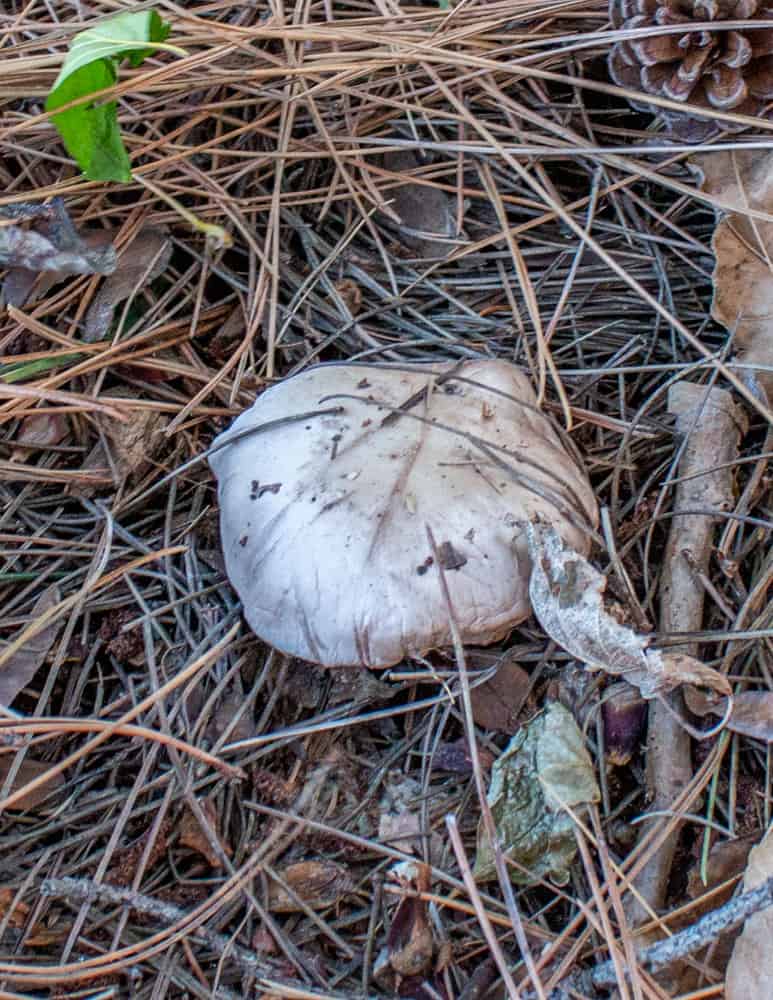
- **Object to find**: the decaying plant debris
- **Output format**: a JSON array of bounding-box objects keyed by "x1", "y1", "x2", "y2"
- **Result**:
[{"x1": 1, "y1": 1, "x2": 772, "y2": 998}]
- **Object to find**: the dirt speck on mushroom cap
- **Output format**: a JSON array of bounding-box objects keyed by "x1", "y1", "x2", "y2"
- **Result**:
[{"x1": 210, "y1": 360, "x2": 598, "y2": 667}]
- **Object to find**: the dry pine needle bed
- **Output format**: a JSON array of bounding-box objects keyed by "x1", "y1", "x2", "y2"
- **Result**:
[{"x1": 0, "y1": 1, "x2": 771, "y2": 998}]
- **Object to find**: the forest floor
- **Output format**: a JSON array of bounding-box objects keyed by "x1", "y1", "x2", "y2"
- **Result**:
[{"x1": 0, "y1": 1, "x2": 771, "y2": 998}]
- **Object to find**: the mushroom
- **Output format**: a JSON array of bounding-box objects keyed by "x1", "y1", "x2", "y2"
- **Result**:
[{"x1": 209, "y1": 360, "x2": 598, "y2": 667}]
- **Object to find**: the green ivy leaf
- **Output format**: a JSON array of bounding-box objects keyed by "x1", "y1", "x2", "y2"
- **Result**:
[{"x1": 45, "y1": 11, "x2": 173, "y2": 183}]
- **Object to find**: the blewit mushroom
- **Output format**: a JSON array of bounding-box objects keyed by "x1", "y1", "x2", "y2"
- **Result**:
[{"x1": 209, "y1": 360, "x2": 598, "y2": 667}]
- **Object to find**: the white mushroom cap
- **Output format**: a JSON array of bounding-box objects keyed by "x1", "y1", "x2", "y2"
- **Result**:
[{"x1": 210, "y1": 360, "x2": 598, "y2": 667}]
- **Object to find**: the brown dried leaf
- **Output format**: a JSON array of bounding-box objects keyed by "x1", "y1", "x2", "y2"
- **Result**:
[
  {"x1": 328, "y1": 666, "x2": 393, "y2": 707},
  {"x1": 692, "y1": 150, "x2": 773, "y2": 398},
  {"x1": 0, "y1": 756, "x2": 65, "y2": 811},
  {"x1": 526, "y1": 523, "x2": 731, "y2": 700},
  {"x1": 382, "y1": 151, "x2": 454, "y2": 259},
  {"x1": 5, "y1": 230, "x2": 115, "y2": 308},
  {"x1": 726, "y1": 825, "x2": 773, "y2": 999},
  {"x1": 179, "y1": 798, "x2": 230, "y2": 868},
  {"x1": 0, "y1": 585, "x2": 61, "y2": 707},
  {"x1": 252, "y1": 924, "x2": 278, "y2": 954},
  {"x1": 379, "y1": 809, "x2": 422, "y2": 853},
  {"x1": 2, "y1": 268, "x2": 40, "y2": 308},
  {"x1": 334, "y1": 278, "x2": 362, "y2": 315},
  {"x1": 470, "y1": 658, "x2": 531, "y2": 734},
  {"x1": 208, "y1": 306, "x2": 245, "y2": 361},
  {"x1": 10, "y1": 413, "x2": 69, "y2": 461},
  {"x1": 686, "y1": 688, "x2": 773, "y2": 742},
  {"x1": 688, "y1": 837, "x2": 757, "y2": 904},
  {"x1": 80, "y1": 396, "x2": 168, "y2": 489},
  {"x1": 683, "y1": 684, "x2": 720, "y2": 718},
  {"x1": 206, "y1": 683, "x2": 255, "y2": 745},
  {"x1": 0, "y1": 888, "x2": 30, "y2": 930},
  {"x1": 727, "y1": 693, "x2": 773, "y2": 741},
  {"x1": 267, "y1": 860, "x2": 354, "y2": 913},
  {"x1": 672, "y1": 835, "x2": 759, "y2": 995},
  {"x1": 0, "y1": 886, "x2": 60, "y2": 945},
  {"x1": 84, "y1": 227, "x2": 171, "y2": 342},
  {"x1": 378, "y1": 773, "x2": 445, "y2": 862},
  {"x1": 0, "y1": 199, "x2": 115, "y2": 285},
  {"x1": 379, "y1": 772, "x2": 428, "y2": 856},
  {"x1": 388, "y1": 863, "x2": 433, "y2": 978}
]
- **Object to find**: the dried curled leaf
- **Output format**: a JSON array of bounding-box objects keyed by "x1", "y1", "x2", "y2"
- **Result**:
[
  {"x1": 379, "y1": 773, "x2": 428, "y2": 857},
  {"x1": 0, "y1": 199, "x2": 115, "y2": 306},
  {"x1": 388, "y1": 863, "x2": 433, "y2": 978},
  {"x1": 0, "y1": 886, "x2": 60, "y2": 945},
  {"x1": 84, "y1": 227, "x2": 171, "y2": 342},
  {"x1": 0, "y1": 756, "x2": 65, "y2": 811},
  {"x1": 469, "y1": 657, "x2": 531, "y2": 734},
  {"x1": 179, "y1": 798, "x2": 230, "y2": 868},
  {"x1": 0, "y1": 585, "x2": 62, "y2": 708},
  {"x1": 431, "y1": 738, "x2": 494, "y2": 774},
  {"x1": 692, "y1": 150, "x2": 773, "y2": 398},
  {"x1": 76, "y1": 389, "x2": 168, "y2": 493},
  {"x1": 10, "y1": 413, "x2": 69, "y2": 461},
  {"x1": 382, "y1": 151, "x2": 454, "y2": 258},
  {"x1": 726, "y1": 824, "x2": 773, "y2": 999},
  {"x1": 474, "y1": 702, "x2": 599, "y2": 885},
  {"x1": 686, "y1": 687, "x2": 773, "y2": 743},
  {"x1": 267, "y1": 860, "x2": 354, "y2": 913},
  {"x1": 526, "y1": 523, "x2": 730, "y2": 701}
]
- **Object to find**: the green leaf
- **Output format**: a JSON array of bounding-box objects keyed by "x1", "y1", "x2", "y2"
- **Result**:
[
  {"x1": 0, "y1": 353, "x2": 83, "y2": 383},
  {"x1": 46, "y1": 61, "x2": 131, "y2": 183},
  {"x1": 50, "y1": 12, "x2": 171, "y2": 91},
  {"x1": 45, "y1": 11, "x2": 172, "y2": 183},
  {"x1": 474, "y1": 703, "x2": 600, "y2": 885}
]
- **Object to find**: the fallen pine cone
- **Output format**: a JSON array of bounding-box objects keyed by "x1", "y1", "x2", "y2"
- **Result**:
[{"x1": 608, "y1": 0, "x2": 773, "y2": 136}]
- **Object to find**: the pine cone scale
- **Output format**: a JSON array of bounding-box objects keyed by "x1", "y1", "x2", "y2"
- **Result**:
[
  {"x1": 680, "y1": 45, "x2": 713, "y2": 80},
  {"x1": 747, "y1": 55, "x2": 773, "y2": 96},
  {"x1": 722, "y1": 32, "x2": 752, "y2": 67},
  {"x1": 609, "y1": 0, "x2": 773, "y2": 133},
  {"x1": 633, "y1": 33, "x2": 689, "y2": 64},
  {"x1": 706, "y1": 65, "x2": 748, "y2": 106},
  {"x1": 750, "y1": 28, "x2": 773, "y2": 59}
]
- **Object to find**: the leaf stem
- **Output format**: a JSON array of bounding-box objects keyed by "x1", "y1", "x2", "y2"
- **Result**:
[
  {"x1": 134, "y1": 174, "x2": 232, "y2": 249},
  {"x1": 84, "y1": 37, "x2": 188, "y2": 58}
]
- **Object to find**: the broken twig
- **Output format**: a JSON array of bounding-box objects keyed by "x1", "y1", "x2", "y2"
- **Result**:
[{"x1": 629, "y1": 382, "x2": 744, "y2": 925}]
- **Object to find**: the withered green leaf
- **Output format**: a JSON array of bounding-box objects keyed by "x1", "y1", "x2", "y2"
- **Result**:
[{"x1": 474, "y1": 702, "x2": 599, "y2": 885}]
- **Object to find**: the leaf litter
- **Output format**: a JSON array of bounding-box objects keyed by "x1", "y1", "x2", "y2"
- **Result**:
[
  {"x1": 0, "y1": 199, "x2": 115, "y2": 306},
  {"x1": 692, "y1": 149, "x2": 773, "y2": 400},
  {"x1": 83, "y1": 226, "x2": 172, "y2": 342},
  {"x1": 0, "y1": 584, "x2": 62, "y2": 708},
  {"x1": 526, "y1": 521, "x2": 732, "y2": 702},
  {"x1": 468, "y1": 653, "x2": 532, "y2": 734},
  {"x1": 725, "y1": 825, "x2": 773, "y2": 999},
  {"x1": 474, "y1": 702, "x2": 600, "y2": 885},
  {"x1": 2, "y1": 2, "x2": 773, "y2": 997}
]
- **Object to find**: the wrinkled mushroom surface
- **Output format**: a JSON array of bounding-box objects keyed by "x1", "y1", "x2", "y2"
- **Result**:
[{"x1": 210, "y1": 360, "x2": 598, "y2": 667}]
